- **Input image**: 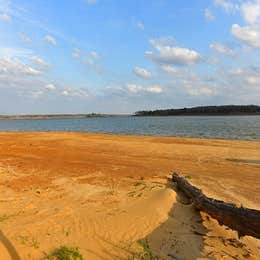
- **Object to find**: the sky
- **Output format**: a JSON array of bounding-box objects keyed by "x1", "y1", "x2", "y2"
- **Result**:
[{"x1": 0, "y1": 0, "x2": 260, "y2": 114}]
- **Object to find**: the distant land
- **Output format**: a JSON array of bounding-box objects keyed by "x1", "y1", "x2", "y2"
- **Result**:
[
  {"x1": 1, "y1": 105, "x2": 260, "y2": 120},
  {"x1": 0, "y1": 113, "x2": 129, "y2": 120},
  {"x1": 134, "y1": 105, "x2": 260, "y2": 116}
]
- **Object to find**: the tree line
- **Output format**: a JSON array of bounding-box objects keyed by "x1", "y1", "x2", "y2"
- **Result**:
[{"x1": 134, "y1": 105, "x2": 260, "y2": 116}]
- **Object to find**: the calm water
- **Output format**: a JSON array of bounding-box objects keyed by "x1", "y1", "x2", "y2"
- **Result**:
[{"x1": 0, "y1": 116, "x2": 260, "y2": 140}]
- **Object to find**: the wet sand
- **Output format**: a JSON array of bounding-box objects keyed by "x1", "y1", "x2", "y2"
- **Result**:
[{"x1": 0, "y1": 132, "x2": 259, "y2": 259}]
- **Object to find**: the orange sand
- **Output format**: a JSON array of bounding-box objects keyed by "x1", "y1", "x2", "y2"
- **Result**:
[{"x1": 0, "y1": 132, "x2": 259, "y2": 259}]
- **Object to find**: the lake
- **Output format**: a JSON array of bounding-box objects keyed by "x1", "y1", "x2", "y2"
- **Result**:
[{"x1": 0, "y1": 116, "x2": 260, "y2": 140}]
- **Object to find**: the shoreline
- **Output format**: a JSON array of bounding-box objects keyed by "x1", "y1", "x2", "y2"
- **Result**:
[
  {"x1": 0, "y1": 130, "x2": 260, "y2": 142},
  {"x1": 1, "y1": 114, "x2": 260, "y2": 120},
  {"x1": 0, "y1": 114, "x2": 130, "y2": 120}
]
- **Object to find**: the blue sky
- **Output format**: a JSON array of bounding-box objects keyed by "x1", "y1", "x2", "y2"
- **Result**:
[{"x1": 0, "y1": 0, "x2": 260, "y2": 114}]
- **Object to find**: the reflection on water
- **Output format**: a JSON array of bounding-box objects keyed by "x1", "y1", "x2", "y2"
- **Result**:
[{"x1": 0, "y1": 116, "x2": 260, "y2": 140}]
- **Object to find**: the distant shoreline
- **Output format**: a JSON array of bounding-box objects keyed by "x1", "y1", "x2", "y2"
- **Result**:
[
  {"x1": 1, "y1": 105, "x2": 260, "y2": 120},
  {"x1": 0, "y1": 114, "x2": 131, "y2": 120},
  {"x1": 1, "y1": 113, "x2": 260, "y2": 120}
]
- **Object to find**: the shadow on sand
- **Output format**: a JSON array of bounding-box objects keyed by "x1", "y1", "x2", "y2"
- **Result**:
[
  {"x1": 0, "y1": 230, "x2": 21, "y2": 260},
  {"x1": 142, "y1": 180, "x2": 208, "y2": 259}
]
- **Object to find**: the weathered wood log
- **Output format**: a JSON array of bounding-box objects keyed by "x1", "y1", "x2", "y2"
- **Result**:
[{"x1": 172, "y1": 173, "x2": 260, "y2": 239}]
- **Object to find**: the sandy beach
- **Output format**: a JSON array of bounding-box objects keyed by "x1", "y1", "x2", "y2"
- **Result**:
[{"x1": 0, "y1": 132, "x2": 259, "y2": 259}]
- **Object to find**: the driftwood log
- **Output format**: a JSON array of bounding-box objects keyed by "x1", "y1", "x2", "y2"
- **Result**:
[{"x1": 172, "y1": 173, "x2": 260, "y2": 239}]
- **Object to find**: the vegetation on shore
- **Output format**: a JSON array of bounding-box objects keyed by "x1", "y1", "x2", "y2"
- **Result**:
[
  {"x1": 44, "y1": 246, "x2": 83, "y2": 260},
  {"x1": 129, "y1": 239, "x2": 158, "y2": 260},
  {"x1": 135, "y1": 105, "x2": 260, "y2": 116}
]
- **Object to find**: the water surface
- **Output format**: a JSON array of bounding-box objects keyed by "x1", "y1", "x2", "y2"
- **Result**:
[{"x1": 0, "y1": 116, "x2": 259, "y2": 140}]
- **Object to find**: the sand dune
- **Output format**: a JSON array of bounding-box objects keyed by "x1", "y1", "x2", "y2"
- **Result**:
[{"x1": 0, "y1": 132, "x2": 259, "y2": 259}]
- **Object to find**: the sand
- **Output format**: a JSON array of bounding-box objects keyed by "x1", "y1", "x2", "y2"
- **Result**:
[{"x1": 0, "y1": 132, "x2": 259, "y2": 259}]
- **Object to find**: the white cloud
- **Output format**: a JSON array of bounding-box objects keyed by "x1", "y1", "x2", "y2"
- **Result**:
[
  {"x1": 231, "y1": 24, "x2": 260, "y2": 47},
  {"x1": 61, "y1": 90, "x2": 69, "y2": 96},
  {"x1": 0, "y1": 0, "x2": 13, "y2": 18},
  {"x1": 0, "y1": 46, "x2": 32, "y2": 58},
  {"x1": 44, "y1": 35, "x2": 57, "y2": 45},
  {"x1": 0, "y1": 50, "x2": 91, "y2": 110},
  {"x1": 133, "y1": 67, "x2": 152, "y2": 79},
  {"x1": 214, "y1": 0, "x2": 239, "y2": 14},
  {"x1": 149, "y1": 36, "x2": 176, "y2": 47},
  {"x1": 0, "y1": 57, "x2": 41, "y2": 76},
  {"x1": 146, "y1": 44, "x2": 203, "y2": 66},
  {"x1": 73, "y1": 49, "x2": 100, "y2": 61},
  {"x1": 136, "y1": 22, "x2": 144, "y2": 30},
  {"x1": 209, "y1": 43, "x2": 235, "y2": 55},
  {"x1": 30, "y1": 56, "x2": 49, "y2": 67},
  {"x1": 205, "y1": 8, "x2": 215, "y2": 21},
  {"x1": 0, "y1": 13, "x2": 11, "y2": 22},
  {"x1": 126, "y1": 84, "x2": 146, "y2": 94},
  {"x1": 45, "y1": 83, "x2": 56, "y2": 90},
  {"x1": 228, "y1": 67, "x2": 260, "y2": 86},
  {"x1": 186, "y1": 86, "x2": 217, "y2": 97},
  {"x1": 90, "y1": 51, "x2": 99, "y2": 59},
  {"x1": 107, "y1": 84, "x2": 163, "y2": 96},
  {"x1": 161, "y1": 65, "x2": 198, "y2": 80},
  {"x1": 246, "y1": 75, "x2": 260, "y2": 85},
  {"x1": 125, "y1": 84, "x2": 162, "y2": 94},
  {"x1": 146, "y1": 86, "x2": 162, "y2": 93},
  {"x1": 72, "y1": 48, "x2": 104, "y2": 73},
  {"x1": 241, "y1": 0, "x2": 260, "y2": 24},
  {"x1": 31, "y1": 90, "x2": 44, "y2": 99},
  {"x1": 228, "y1": 68, "x2": 245, "y2": 75},
  {"x1": 161, "y1": 65, "x2": 179, "y2": 74},
  {"x1": 214, "y1": 1, "x2": 260, "y2": 49},
  {"x1": 0, "y1": 57, "x2": 48, "y2": 103},
  {"x1": 181, "y1": 76, "x2": 217, "y2": 98},
  {"x1": 83, "y1": 58, "x2": 94, "y2": 66},
  {"x1": 61, "y1": 88, "x2": 89, "y2": 98},
  {"x1": 214, "y1": 1, "x2": 260, "y2": 24},
  {"x1": 71, "y1": 48, "x2": 80, "y2": 59}
]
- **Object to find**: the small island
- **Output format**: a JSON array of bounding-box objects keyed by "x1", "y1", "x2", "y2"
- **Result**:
[{"x1": 135, "y1": 105, "x2": 260, "y2": 116}]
